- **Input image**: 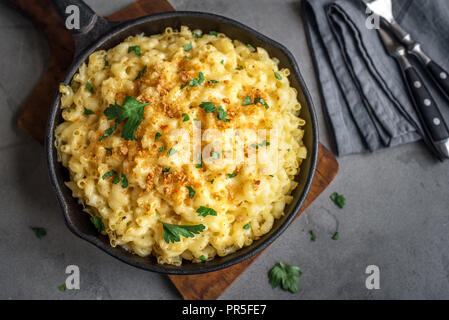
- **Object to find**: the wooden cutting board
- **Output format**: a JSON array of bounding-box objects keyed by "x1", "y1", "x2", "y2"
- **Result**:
[{"x1": 5, "y1": 0, "x2": 339, "y2": 300}]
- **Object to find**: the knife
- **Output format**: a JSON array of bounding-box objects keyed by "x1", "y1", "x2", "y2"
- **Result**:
[
  {"x1": 364, "y1": 0, "x2": 449, "y2": 102},
  {"x1": 378, "y1": 27, "x2": 449, "y2": 159}
]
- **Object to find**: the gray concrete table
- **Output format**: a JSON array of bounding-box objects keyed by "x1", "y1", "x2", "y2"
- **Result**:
[{"x1": 1, "y1": 0, "x2": 448, "y2": 300}]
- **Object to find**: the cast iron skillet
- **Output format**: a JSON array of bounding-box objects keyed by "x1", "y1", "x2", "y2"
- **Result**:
[{"x1": 45, "y1": 0, "x2": 319, "y2": 275}]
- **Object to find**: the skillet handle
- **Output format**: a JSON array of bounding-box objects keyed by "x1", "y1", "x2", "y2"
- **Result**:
[{"x1": 48, "y1": 0, "x2": 115, "y2": 57}]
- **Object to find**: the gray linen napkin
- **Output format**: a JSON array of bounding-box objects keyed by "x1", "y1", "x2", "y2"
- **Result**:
[{"x1": 302, "y1": 0, "x2": 449, "y2": 156}]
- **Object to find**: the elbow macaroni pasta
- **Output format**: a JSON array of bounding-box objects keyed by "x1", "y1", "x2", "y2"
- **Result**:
[{"x1": 55, "y1": 26, "x2": 307, "y2": 265}]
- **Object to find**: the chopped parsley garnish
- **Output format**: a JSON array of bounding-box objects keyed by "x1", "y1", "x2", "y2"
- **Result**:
[
  {"x1": 31, "y1": 227, "x2": 46, "y2": 239},
  {"x1": 135, "y1": 66, "x2": 147, "y2": 80},
  {"x1": 309, "y1": 230, "x2": 316, "y2": 241},
  {"x1": 98, "y1": 124, "x2": 117, "y2": 141},
  {"x1": 220, "y1": 60, "x2": 224, "y2": 64},
  {"x1": 251, "y1": 140, "x2": 270, "y2": 149},
  {"x1": 196, "y1": 206, "x2": 217, "y2": 217},
  {"x1": 182, "y1": 113, "x2": 190, "y2": 122},
  {"x1": 200, "y1": 255, "x2": 207, "y2": 262},
  {"x1": 167, "y1": 148, "x2": 177, "y2": 156},
  {"x1": 269, "y1": 262, "x2": 302, "y2": 293},
  {"x1": 217, "y1": 105, "x2": 230, "y2": 122},
  {"x1": 90, "y1": 216, "x2": 105, "y2": 233},
  {"x1": 274, "y1": 72, "x2": 283, "y2": 80},
  {"x1": 242, "y1": 96, "x2": 253, "y2": 106},
  {"x1": 186, "y1": 186, "x2": 196, "y2": 199},
  {"x1": 128, "y1": 45, "x2": 141, "y2": 56},
  {"x1": 246, "y1": 44, "x2": 255, "y2": 50},
  {"x1": 210, "y1": 179, "x2": 215, "y2": 184},
  {"x1": 330, "y1": 192, "x2": 346, "y2": 208},
  {"x1": 120, "y1": 174, "x2": 128, "y2": 188},
  {"x1": 105, "y1": 59, "x2": 109, "y2": 67},
  {"x1": 254, "y1": 97, "x2": 270, "y2": 109},
  {"x1": 196, "y1": 154, "x2": 202, "y2": 168},
  {"x1": 158, "y1": 220, "x2": 205, "y2": 244},
  {"x1": 103, "y1": 96, "x2": 151, "y2": 141},
  {"x1": 181, "y1": 83, "x2": 187, "y2": 89},
  {"x1": 86, "y1": 81, "x2": 94, "y2": 94},
  {"x1": 183, "y1": 42, "x2": 193, "y2": 51},
  {"x1": 104, "y1": 147, "x2": 113, "y2": 155},
  {"x1": 162, "y1": 168, "x2": 170, "y2": 173},
  {"x1": 158, "y1": 146, "x2": 166, "y2": 152},
  {"x1": 243, "y1": 223, "x2": 251, "y2": 230},
  {"x1": 183, "y1": 55, "x2": 188, "y2": 59},
  {"x1": 228, "y1": 173, "x2": 237, "y2": 178},
  {"x1": 211, "y1": 151, "x2": 220, "y2": 160},
  {"x1": 208, "y1": 80, "x2": 219, "y2": 84},
  {"x1": 102, "y1": 170, "x2": 118, "y2": 180},
  {"x1": 154, "y1": 132, "x2": 162, "y2": 141},
  {"x1": 209, "y1": 31, "x2": 219, "y2": 36},
  {"x1": 84, "y1": 108, "x2": 94, "y2": 115},
  {"x1": 236, "y1": 65, "x2": 244, "y2": 70},
  {"x1": 199, "y1": 101, "x2": 217, "y2": 113},
  {"x1": 193, "y1": 32, "x2": 203, "y2": 38},
  {"x1": 332, "y1": 232, "x2": 339, "y2": 240},
  {"x1": 58, "y1": 284, "x2": 67, "y2": 292},
  {"x1": 189, "y1": 72, "x2": 205, "y2": 87}
]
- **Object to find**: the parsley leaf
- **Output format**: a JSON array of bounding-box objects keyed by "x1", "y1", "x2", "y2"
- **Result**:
[
  {"x1": 236, "y1": 65, "x2": 244, "y2": 70},
  {"x1": 182, "y1": 113, "x2": 190, "y2": 122},
  {"x1": 84, "y1": 108, "x2": 94, "y2": 115},
  {"x1": 102, "y1": 170, "x2": 118, "y2": 180},
  {"x1": 211, "y1": 151, "x2": 220, "y2": 160},
  {"x1": 217, "y1": 105, "x2": 230, "y2": 122},
  {"x1": 98, "y1": 124, "x2": 117, "y2": 141},
  {"x1": 332, "y1": 232, "x2": 339, "y2": 240},
  {"x1": 254, "y1": 97, "x2": 270, "y2": 109},
  {"x1": 250, "y1": 144, "x2": 259, "y2": 150},
  {"x1": 135, "y1": 66, "x2": 147, "y2": 80},
  {"x1": 193, "y1": 32, "x2": 203, "y2": 38},
  {"x1": 330, "y1": 192, "x2": 346, "y2": 208},
  {"x1": 220, "y1": 59, "x2": 224, "y2": 64},
  {"x1": 200, "y1": 255, "x2": 207, "y2": 262},
  {"x1": 199, "y1": 102, "x2": 217, "y2": 114},
  {"x1": 251, "y1": 140, "x2": 270, "y2": 149},
  {"x1": 209, "y1": 31, "x2": 219, "y2": 36},
  {"x1": 246, "y1": 44, "x2": 255, "y2": 50},
  {"x1": 162, "y1": 168, "x2": 170, "y2": 173},
  {"x1": 120, "y1": 174, "x2": 128, "y2": 188},
  {"x1": 186, "y1": 186, "x2": 196, "y2": 199},
  {"x1": 189, "y1": 72, "x2": 205, "y2": 87},
  {"x1": 183, "y1": 42, "x2": 193, "y2": 51},
  {"x1": 242, "y1": 96, "x2": 253, "y2": 106},
  {"x1": 86, "y1": 81, "x2": 94, "y2": 94},
  {"x1": 196, "y1": 206, "x2": 217, "y2": 217},
  {"x1": 103, "y1": 96, "x2": 151, "y2": 141},
  {"x1": 154, "y1": 132, "x2": 162, "y2": 141},
  {"x1": 105, "y1": 59, "x2": 109, "y2": 67},
  {"x1": 128, "y1": 45, "x2": 141, "y2": 56},
  {"x1": 158, "y1": 146, "x2": 166, "y2": 152},
  {"x1": 274, "y1": 72, "x2": 283, "y2": 80},
  {"x1": 31, "y1": 227, "x2": 46, "y2": 239},
  {"x1": 58, "y1": 284, "x2": 67, "y2": 292},
  {"x1": 167, "y1": 148, "x2": 177, "y2": 156},
  {"x1": 269, "y1": 262, "x2": 302, "y2": 293},
  {"x1": 208, "y1": 80, "x2": 219, "y2": 84},
  {"x1": 181, "y1": 83, "x2": 187, "y2": 89},
  {"x1": 228, "y1": 173, "x2": 237, "y2": 178},
  {"x1": 210, "y1": 179, "x2": 215, "y2": 184},
  {"x1": 90, "y1": 216, "x2": 105, "y2": 233},
  {"x1": 243, "y1": 223, "x2": 251, "y2": 230},
  {"x1": 104, "y1": 147, "x2": 113, "y2": 155},
  {"x1": 309, "y1": 230, "x2": 316, "y2": 241},
  {"x1": 158, "y1": 220, "x2": 205, "y2": 243}
]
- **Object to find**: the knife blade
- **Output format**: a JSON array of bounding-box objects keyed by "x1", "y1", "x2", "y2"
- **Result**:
[
  {"x1": 364, "y1": 0, "x2": 449, "y2": 102},
  {"x1": 378, "y1": 27, "x2": 449, "y2": 159}
]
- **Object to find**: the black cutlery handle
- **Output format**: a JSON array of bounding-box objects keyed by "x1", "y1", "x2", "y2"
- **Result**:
[
  {"x1": 404, "y1": 67, "x2": 449, "y2": 142},
  {"x1": 426, "y1": 61, "x2": 449, "y2": 100}
]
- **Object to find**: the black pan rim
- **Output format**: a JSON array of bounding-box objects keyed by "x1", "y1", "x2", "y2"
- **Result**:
[{"x1": 45, "y1": 10, "x2": 319, "y2": 275}]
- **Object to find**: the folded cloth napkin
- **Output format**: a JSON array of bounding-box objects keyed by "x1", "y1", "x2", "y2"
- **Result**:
[{"x1": 302, "y1": 0, "x2": 449, "y2": 156}]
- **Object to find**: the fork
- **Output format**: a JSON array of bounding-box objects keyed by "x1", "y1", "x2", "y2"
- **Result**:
[{"x1": 364, "y1": 0, "x2": 449, "y2": 101}]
